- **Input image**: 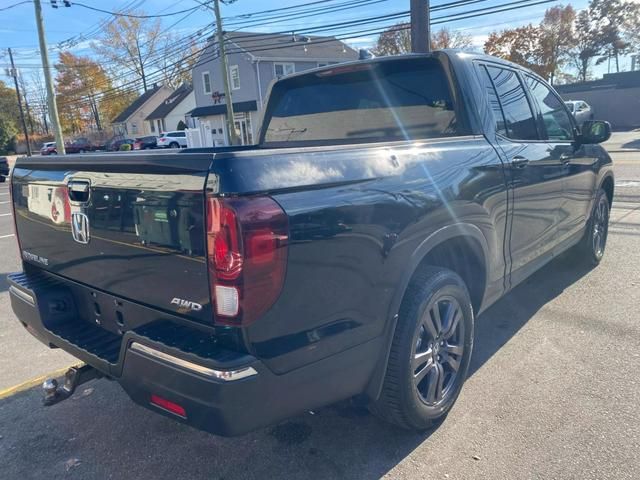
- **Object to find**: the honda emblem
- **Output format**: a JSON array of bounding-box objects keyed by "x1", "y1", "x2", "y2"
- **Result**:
[{"x1": 71, "y1": 212, "x2": 90, "y2": 244}]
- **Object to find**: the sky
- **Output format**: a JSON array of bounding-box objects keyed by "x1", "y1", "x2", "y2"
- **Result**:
[{"x1": 0, "y1": 0, "x2": 634, "y2": 87}]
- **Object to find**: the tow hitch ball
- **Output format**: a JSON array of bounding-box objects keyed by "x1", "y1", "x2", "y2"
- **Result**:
[{"x1": 42, "y1": 364, "x2": 102, "y2": 406}]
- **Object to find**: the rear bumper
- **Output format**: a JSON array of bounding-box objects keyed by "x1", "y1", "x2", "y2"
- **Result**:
[{"x1": 8, "y1": 270, "x2": 380, "y2": 436}]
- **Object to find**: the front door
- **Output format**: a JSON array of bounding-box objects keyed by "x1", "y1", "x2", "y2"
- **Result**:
[
  {"x1": 524, "y1": 75, "x2": 597, "y2": 243},
  {"x1": 234, "y1": 113, "x2": 254, "y2": 145},
  {"x1": 479, "y1": 64, "x2": 567, "y2": 286}
]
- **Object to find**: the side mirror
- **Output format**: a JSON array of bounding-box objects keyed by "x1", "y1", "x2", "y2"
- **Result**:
[{"x1": 580, "y1": 120, "x2": 611, "y2": 144}]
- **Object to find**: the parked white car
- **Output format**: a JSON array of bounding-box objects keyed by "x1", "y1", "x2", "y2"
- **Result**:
[
  {"x1": 565, "y1": 100, "x2": 594, "y2": 127},
  {"x1": 157, "y1": 131, "x2": 188, "y2": 149}
]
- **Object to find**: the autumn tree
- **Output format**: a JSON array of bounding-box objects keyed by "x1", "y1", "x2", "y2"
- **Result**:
[
  {"x1": 55, "y1": 52, "x2": 113, "y2": 133},
  {"x1": 484, "y1": 25, "x2": 552, "y2": 79},
  {"x1": 100, "y1": 89, "x2": 139, "y2": 125},
  {"x1": 0, "y1": 81, "x2": 19, "y2": 153},
  {"x1": 539, "y1": 5, "x2": 577, "y2": 84},
  {"x1": 92, "y1": 11, "x2": 162, "y2": 91},
  {"x1": 373, "y1": 24, "x2": 473, "y2": 55}
]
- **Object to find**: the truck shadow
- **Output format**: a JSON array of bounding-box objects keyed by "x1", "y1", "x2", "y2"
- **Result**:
[{"x1": 0, "y1": 253, "x2": 594, "y2": 480}]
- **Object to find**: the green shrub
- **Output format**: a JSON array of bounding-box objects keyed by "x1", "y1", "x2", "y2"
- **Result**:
[
  {"x1": 0, "y1": 116, "x2": 17, "y2": 154},
  {"x1": 120, "y1": 143, "x2": 132, "y2": 151}
]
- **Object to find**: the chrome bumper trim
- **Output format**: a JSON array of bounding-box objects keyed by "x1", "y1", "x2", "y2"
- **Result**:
[
  {"x1": 129, "y1": 342, "x2": 258, "y2": 381},
  {"x1": 9, "y1": 285, "x2": 35, "y2": 306}
]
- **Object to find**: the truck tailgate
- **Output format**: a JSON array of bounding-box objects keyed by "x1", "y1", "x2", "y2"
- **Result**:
[{"x1": 11, "y1": 152, "x2": 213, "y2": 323}]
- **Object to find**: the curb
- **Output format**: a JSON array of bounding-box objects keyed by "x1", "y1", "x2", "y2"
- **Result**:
[{"x1": 0, "y1": 364, "x2": 82, "y2": 400}]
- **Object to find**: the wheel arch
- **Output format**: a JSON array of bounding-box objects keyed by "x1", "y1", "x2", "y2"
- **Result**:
[
  {"x1": 600, "y1": 174, "x2": 614, "y2": 207},
  {"x1": 365, "y1": 223, "x2": 490, "y2": 401}
]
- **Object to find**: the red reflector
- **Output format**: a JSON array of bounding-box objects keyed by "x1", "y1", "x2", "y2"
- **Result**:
[{"x1": 150, "y1": 394, "x2": 187, "y2": 418}]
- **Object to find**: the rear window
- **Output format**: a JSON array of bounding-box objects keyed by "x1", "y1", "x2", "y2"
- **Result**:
[{"x1": 262, "y1": 58, "x2": 462, "y2": 146}]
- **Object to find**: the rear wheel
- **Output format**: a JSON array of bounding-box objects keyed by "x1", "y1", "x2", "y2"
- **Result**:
[
  {"x1": 169, "y1": 142, "x2": 179, "y2": 149},
  {"x1": 573, "y1": 188, "x2": 610, "y2": 265},
  {"x1": 370, "y1": 267, "x2": 474, "y2": 431}
]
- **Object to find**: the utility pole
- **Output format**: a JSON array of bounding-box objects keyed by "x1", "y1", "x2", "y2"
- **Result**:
[
  {"x1": 213, "y1": 0, "x2": 240, "y2": 145},
  {"x1": 34, "y1": 0, "x2": 65, "y2": 154},
  {"x1": 7, "y1": 48, "x2": 32, "y2": 156},
  {"x1": 410, "y1": 0, "x2": 430, "y2": 53}
]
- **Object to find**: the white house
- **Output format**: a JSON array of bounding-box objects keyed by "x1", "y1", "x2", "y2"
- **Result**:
[
  {"x1": 111, "y1": 84, "x2": 173, "y2": 136},
  {"x1": 145, "y1": 84, "x2": 195, "y2": 134}
]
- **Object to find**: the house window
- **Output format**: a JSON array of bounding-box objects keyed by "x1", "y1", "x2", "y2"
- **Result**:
[
  {"x1": 274, "y1": 62, "x2": 295, "y2": 78},
  {"x1": 202, "y1": 71, "x2": 212, "y2": 94},
  {"x1": 150, "y1": 121, "x2": 155, "y2": 133},
  {"x1": 131, "y1": 123, "x2": 138, "y2": 134},
  {"x1": 230, "y1": 65, "x2": 240, "y2": 90}
]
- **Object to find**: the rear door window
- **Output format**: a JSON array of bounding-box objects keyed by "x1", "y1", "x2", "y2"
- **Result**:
[
  {"x1": 262, "y1": 58, "x2": 463, "y2": 145},
  {"x1": 484, "y1": 66, "x2": 539, "y2": 141}
]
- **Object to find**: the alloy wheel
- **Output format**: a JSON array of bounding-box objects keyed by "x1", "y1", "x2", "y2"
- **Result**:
[
  {"x1": 592, "y1": 196, "x2": 609, "y2": 259},
  {"x1": 412, "y1": 296, "x2": 465, "y2": 406}
]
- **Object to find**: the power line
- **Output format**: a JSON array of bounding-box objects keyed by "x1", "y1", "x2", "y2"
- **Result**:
[
  {"x1": 51, "y1": 0, "x2": 564, "y2": 110},
  {"x1": 67, "y1": 2, "x2": 210, "y2": 19},
  {"x1": 0, "y1": 1, "x2": 32, "y2": 12}
]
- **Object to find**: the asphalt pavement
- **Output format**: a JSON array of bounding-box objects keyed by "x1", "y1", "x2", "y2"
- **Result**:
[{"x1": 0, "y1": 146, "x2": 639, "y2": 479}]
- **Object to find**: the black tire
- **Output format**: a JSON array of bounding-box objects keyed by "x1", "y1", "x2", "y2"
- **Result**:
[
  {"x1": 169, "y1": 142, "x2": 179, "y2": 149},
  {"x1": 370, "y1": 266, "x2": 474, "y2": 431},
  {"x1": 573, "y1": 188, "x2": 610, "y2": 266},
  {"x1": 0, "y1": 176, "x2": 5, "y2": 183}
]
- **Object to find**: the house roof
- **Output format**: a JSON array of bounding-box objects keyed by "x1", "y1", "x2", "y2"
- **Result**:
[
  {"x1": 225, "y1": 31, "x2": 358, "y2": 60},
  {"x1": 145, "y1": 84, "x2": 193, "y2": 121},
  {"x1": 189, "y1": 100, "x2": 258, "y2": 118},
  {"x1": 111, "y1": 84, "x2": 163, "y2": 123}
]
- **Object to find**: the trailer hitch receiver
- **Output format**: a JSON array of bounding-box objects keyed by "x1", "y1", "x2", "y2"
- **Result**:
[{"x1": 42, "y1": 364, "x2": 102, "y2": 406}]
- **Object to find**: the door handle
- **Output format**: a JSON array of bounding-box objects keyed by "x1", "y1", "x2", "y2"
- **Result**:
[
  {"x1": 68, "y1": 180, "x2": 91, "y2": 203},
  {"x1": 510, "y1": 156, "x2": 529, "y2": 169}
]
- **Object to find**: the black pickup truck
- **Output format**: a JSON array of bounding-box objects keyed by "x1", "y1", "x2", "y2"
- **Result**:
[{"x1": 8, "y1": 51, "x2": 613, "y2": 436}]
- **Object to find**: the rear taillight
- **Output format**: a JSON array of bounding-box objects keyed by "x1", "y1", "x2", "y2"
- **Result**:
[{"x1": 206, "y1": 196, "x2": 288, "y2": 326}]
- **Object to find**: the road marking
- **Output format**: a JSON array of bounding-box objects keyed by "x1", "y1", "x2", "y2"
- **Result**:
[
  {"x1": 0, "y1": 201, "x2": 9, "y2": 204},
  {"x1": 0, "y1": 213, "x2": 11, "y2": 216},
  {"x1": 0, "y1": 233, "x2": 15, "y2": 238},
  {"x1": 0, "y1": 192, "x2": 9, "y2": 195},
  {"x1": 0, "y1": 364, "x2": 81, "y2": 401},
  {"x1": 615, "y1": 180, "x2": 640, "y2": 187}
]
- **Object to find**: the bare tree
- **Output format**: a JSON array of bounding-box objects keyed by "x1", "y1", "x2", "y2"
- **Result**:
[
  {"x1": 374, "y1": 24, "x2": 473, "y2": 55},
  {"x1": 430, "y1": 27, "x2": 473, "y2": 50},
  {"x1": 159, "y1": 37, "x2": 203, "y2": 89},
  {"x1": 29, "y1": 71, "x2": 49, "y2": 134},
  {"x1": 92, "y1": 12, "x2": 162, "y2": 91},
  {"x1": 571, "y1": 9, "x2": 602, "y2": 82}
]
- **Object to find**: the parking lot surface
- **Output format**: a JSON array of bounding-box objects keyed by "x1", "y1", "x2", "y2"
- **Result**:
[{"x1": 0, "y1": 148, "x2": 639, "y2": 479}]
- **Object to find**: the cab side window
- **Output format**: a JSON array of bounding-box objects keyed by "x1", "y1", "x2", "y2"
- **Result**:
[
  {"x1": 482, "y1": 66, "x2": 539, "y2": 141},
  {"x1": 526, "y1": 76, "x2": 574, "y2": 141}
]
